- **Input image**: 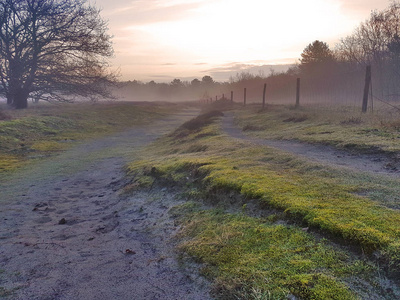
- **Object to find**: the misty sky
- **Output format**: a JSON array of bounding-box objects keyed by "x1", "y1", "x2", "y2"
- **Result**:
[{"x1": 91, "y1": 0, "x2": 390, "y2": 82}]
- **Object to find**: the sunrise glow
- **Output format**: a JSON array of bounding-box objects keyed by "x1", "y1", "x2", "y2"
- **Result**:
[{"x1": 94, "y1": 0, "x2": 390, "y2": 81}]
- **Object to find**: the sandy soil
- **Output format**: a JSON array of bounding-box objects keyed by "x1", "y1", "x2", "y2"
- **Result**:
[
  {"x1": 222, "y1": 112, "x2": 400, "y2": 178},
  {"x1": 0, "y1": 109, "x2": 211, "y2": 300}
]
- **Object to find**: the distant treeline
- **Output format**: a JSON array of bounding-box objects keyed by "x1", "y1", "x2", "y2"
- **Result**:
[{"x1": 118, "y1": 1, "x2": 400, "y2": 105}]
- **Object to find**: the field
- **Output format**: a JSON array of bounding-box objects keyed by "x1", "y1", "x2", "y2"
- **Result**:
[
  {"x1": 234, "y1": 104, "x2": 400, "y2": 153},
  {"x1": 1, "y1": 100, "x2": 400, "y2": 299},
  {"x1": 0, "y1": 101, "x2": 181, "y2": 172}
]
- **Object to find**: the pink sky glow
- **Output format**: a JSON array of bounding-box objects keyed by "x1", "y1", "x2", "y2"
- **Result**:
[{"x1": 91, "y1": 0, "x2": 390, "y2": 82}]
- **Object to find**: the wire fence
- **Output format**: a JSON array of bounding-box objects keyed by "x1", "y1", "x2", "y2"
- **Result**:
[{"x1": 205, "y1": 66, "x2": 400, "y2": 119}]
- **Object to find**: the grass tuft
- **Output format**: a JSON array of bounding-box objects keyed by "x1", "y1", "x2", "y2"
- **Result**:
[{"x1": 170, "y1": 110, "x2": 223, "y2": 138}]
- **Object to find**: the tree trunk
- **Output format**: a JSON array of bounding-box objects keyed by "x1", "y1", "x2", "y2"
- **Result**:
[
  {"x1": 6, "y1": 93, "x2": 13, "y2": 105},
  {"x1": 14, "y1": 89, "x2": 29, "y2": 109},
  {"x1": 6, "y1": 97, "x2": 13, "y2": 105}
]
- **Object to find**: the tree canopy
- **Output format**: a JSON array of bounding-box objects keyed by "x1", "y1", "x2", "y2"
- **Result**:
[
  {"x1": 299, "y1": 40, "x2": 335, "y2": 74},
  {"x1": 0, "y1": 0, "x2": 114, "y2": 109},
  {"x1": 201, "y1": 75, "x2": 214, "y2": 85}
]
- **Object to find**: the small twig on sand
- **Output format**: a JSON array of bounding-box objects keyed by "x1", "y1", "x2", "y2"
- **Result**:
[{"x1": 16, "y1": 241, "x2": 67, "y2": 252}]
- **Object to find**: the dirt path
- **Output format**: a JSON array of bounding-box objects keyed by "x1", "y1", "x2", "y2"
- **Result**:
[
  {"x1": 0, "y1": 109, "x2": 211, "y2": 300},
  {"x1": 222, "y1": 112, "x2": 400, "y2": 178}
]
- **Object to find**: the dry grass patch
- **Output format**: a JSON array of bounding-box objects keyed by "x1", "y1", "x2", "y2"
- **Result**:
[
  {"x1": 0, "y1": 101, "x2": 182, "y2": 172},
  {"x1": 234, "y1": 105, "x2": 400, "y2": 153}
]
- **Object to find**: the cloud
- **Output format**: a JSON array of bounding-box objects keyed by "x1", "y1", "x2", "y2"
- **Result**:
[
  {"x1": 204, "y1": 62, "x2": 294, "y2": 82},
  {"x1": 151, "y1": 74, "x2": 171, "y2": 78},
  {"x1": 102, "y1": 0, "x2": 203, "y2": 26}
]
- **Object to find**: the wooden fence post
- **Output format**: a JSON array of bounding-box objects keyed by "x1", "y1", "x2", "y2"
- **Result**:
[
  {"x1": 362, "y1": 65, "x2": 371, "y2": 113},
  {"x1": 370, "y1": 76, "x2": 373, "y2": 113},
  {"x1": 295, "y1": 78, "x2": 300, "y2": 108},
  {"x1": 244, "y1": 88, "x2": 247, "y2": 106},
  {"x1": 262, "y1": 83, "x2": 267, "y2": 109}
]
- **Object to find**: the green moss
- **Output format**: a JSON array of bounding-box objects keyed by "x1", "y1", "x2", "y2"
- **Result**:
[
  {"x1": 138, "y1": 151, "x2": 400, "y2": 256},
  {"x1": 178, "y1": 210, "x2": 365, "y2": 299}
]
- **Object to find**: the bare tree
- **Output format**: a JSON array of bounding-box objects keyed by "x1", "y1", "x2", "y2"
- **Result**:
[
  {"x1": 337, "y1": 1, "x2": 400, "y2": 66},
  {"x1": 0, "y1": 0, "x2": 114, "y2": 109},
  {"x1": 335, "y1": 1, "x2": 400, "y2": 99}
]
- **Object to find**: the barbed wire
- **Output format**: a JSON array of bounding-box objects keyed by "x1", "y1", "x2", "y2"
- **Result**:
[{"x1": 371, "y1": 94, "x2": 400, "y2": 112}]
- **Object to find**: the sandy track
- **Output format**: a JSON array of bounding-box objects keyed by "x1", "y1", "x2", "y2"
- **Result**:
[
  {"x1": 0, "y1": 109, "x2": 211, "y2": 300},
  {"x1": 222, "y1": 112, "x2": 400, "y2": 178}
]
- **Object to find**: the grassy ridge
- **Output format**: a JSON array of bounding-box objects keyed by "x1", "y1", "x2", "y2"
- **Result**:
[
  {"x1": 0, "y1": 102, "x2": 179, "y2": 172},
  {"x1": 127, "y1": 108, "x2": 400, "y2": 299}
]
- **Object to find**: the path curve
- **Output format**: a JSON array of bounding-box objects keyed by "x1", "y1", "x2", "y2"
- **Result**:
[
  {"x1": 0, "y1": 109, "x2": 211, "y2": 300},
  {"x1": 222, "y1": 112, "x2": 400, "y2": 178}
]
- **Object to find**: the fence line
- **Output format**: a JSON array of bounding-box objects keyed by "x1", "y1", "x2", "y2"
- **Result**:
[{"x1": 202, "y1": 65, "x2": 400, "y2": 116}]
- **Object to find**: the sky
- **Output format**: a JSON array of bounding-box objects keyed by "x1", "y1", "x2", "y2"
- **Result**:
[{"x1": 90, "y1": 0, "x2": 391, "y2": 82}]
